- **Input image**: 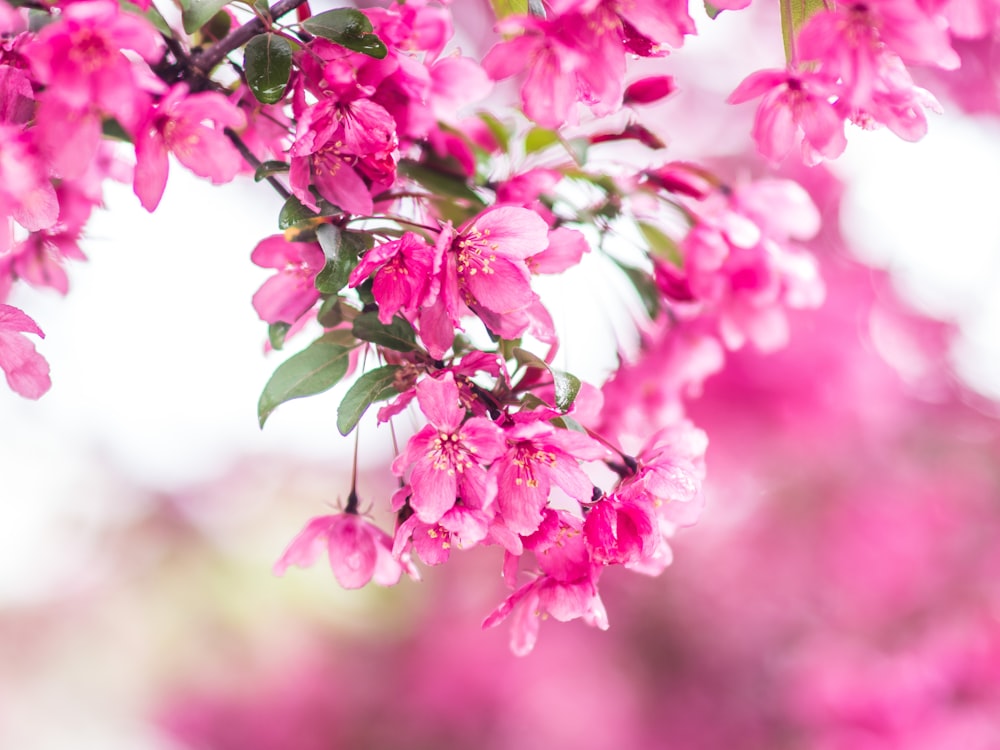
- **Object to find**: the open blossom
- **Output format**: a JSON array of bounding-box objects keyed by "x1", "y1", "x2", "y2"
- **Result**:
[
  {"x1": 0, "y1": 303, "x2": 50, "y2": 399},
  {"x1": 134, "y1": 84, "x2": 247, "y2": 212},
  {"x1": 391, "y1": 373, "x2": 505, "y2": 524},
  {"x1": 273, "y1": 511, "x2": 406, "y2": 589},
  {"x1": 348, "y1": 232, "x2": 436, "y2": 324},
  {"x1": 288, "y1": 97, "x2": 397, "y2": 217},
  {"x1": 493, "y1": 420, "x2": 607, "y2": 536},
  {"x1": 485, "y1": 509, "x2": 608, "y2": 656},
  {"x1": 250, "y1": 235, "x2": 325, "y2": 325},
  {"x1": 728, "y1": 68, "x2": 847, "y2": 164},
  {"x1": 418, "y1": 206, "x2": 549, "y2": 356},
  {"x1": 28, "y1": 0, "x2": 162, "y2": 177}
]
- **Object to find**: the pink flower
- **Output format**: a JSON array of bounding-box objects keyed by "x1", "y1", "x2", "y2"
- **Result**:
[
  {"x1": 348, "y1": 232, "x2": 436, "y2": 324},
  {"x1": 493, "y1": 420, "x2": 607, "y2": 536},
  {"x1": 418, "y1": 205, "x2": 548, "y2": 355},
  {"x1": 250, "y1": 235, "x2": 325, "y2": 325},
  {"x1": 273, "y1": 512, "x2": 405, "y2": 589},
  {"x1": 391, "y1": 373, "x2": 505, "y2": 524},
  {"x1": 728, "y1": 68, "x2": 847, "y2": 164},
  {"x1": 28, "y1": 0, "x2": 162, "y2": 176},
  {"x1": 134, "y1": 85, "x2": 247, "y2": 212},
  {"x1": 0, "y1": 124, "x2": 58, "y2": 233},
  {"x1": 484, "y1": 509, "x2": 607, "y2": 655},
  {"x1": 288, "y1": 98, "x2": 397, "y2": 217},
  {"x1": 0, "y1": 303, "x2": 51, "y2": 399}
]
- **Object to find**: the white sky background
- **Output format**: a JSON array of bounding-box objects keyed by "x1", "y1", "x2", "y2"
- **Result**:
[{"x1": 1, "y1": 0, "x2": 1000, "y2": 614}]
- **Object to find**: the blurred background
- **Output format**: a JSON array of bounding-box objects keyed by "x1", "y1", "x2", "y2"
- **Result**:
[{"x1": 3, "y1": 1, "x2": 1000, "y2": 748}]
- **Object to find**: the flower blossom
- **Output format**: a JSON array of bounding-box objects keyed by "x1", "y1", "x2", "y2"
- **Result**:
[
  {"x1": 392, "y1": 373, "x2": 506, "y2": 524},
  {"x1": 418, "y1": 206, "x2": 549, "y2": 356},
  {"x1": 0, "y1": 303, "x2": 50, "y2": 399},
  {"x1": 274, "y1": 511, "x2": 407, "y2": 589},
  {"x1": 250, "y1": 235, "x2": 325, "y2": 325},
  {"x1": 134, "y1": 84, "x2": 247, "y2": 212}
]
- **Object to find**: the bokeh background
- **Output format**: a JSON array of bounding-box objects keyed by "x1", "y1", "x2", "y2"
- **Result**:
[{"x1": 3, "y1": 1, "x2": 1000, "y2": 748}]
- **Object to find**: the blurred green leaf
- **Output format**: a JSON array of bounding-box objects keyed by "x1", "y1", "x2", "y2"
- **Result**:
[
  {"x1": 337, "y1": 365, "x2": 402, "y2": 435},
  {"x1": 398, "y1": 159, "x2": 484, "y2": 205},
  {"x1": 525, "y1": 127, "x2": 559, "y2": 154},
  {"x1": 615, "y1": 260, "x2": 662, "y2": 320},
  {"x1": 254, "y1": 160, "x2": 290, "y2": 182},
  {"x1": 182, "y1": 0, "x2": 230, "y2": 34},
  {"x1": 268, "y1": 322, "x2": 290, "y2": 351},
  {"x1": 781, "y1": 0, "x2": 826, "y2": 61},
  {"x1": 638, "y1": 221, "x2": 682, "y2": 266},
  {"x1": 490, "y1": 0, "x2": 528, "y2": 17}
]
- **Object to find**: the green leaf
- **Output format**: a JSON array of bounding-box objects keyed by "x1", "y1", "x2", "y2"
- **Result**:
[
  {"x1": 476, "y1": 112, "x2": 510, "y2": 152},
  {"x1": 352, "y1": 313, "x2": 417, "y2": 352},
  {"x1": 254, "y1": 160, "x2": 290, "y2": 182},
  {"x1": 268, "y1": 322, "x2": 290, "y2": 351},
  {"x1": 615, "y1": 260, "x2": 662, "y2": 320},
  {"x1": 278, "y1": 195, "x2": 339, "y2": 230},
  {"x1": 525, "y1": 127, "x2": 559, "y2": 154},
  {"x1": 119, "y1": 0, "x2": 173, "y2": 35},
  {"x1": 302, "y1": 8, "x2": 388, "y2": 59},
  {"x1": 244, "y1": 34, "x2": 292, "y2": 105},
  {"x1": 551, "y1": 368, "x2": 581, "y2": 412},
  {"x1": 638, "y1": 221, "x2": 682, "y2": 266},
  {"x1": 182, "y1": 0, "x2": 230, "y2": 34},
  {"x1": 337, "y1": 365, "x2": 402, "y2": 435},
  {"x1": 512, "y1": 347, "x2": 581, "y2": 412},
  {"x1": 314, "y1": 225, "x2": 370, "y2": 295},
  {"x1": 704, "y1": 1, "x2": 722, "y2": 19},
  {"x1": 397, "y1": 159, "x2": 484, "y2": 205},
  {"x1": 258, "y1": 334, "x2": 355, "y2": 427},
  {"x1": 490, "y1": 0, "x2": 528, "y2": 18},
  {"x1": 317, "y1": 296, "x2": 344, "y2": 328},
  {"x1": 780, "y1": 0, "x2": 826, "y2": 61},
  {"x1": 101, "y1": 118, "x2": 131, "y2": 143},
  {"x1": 549, "y1": 415, "x2": 587, "y2": 433}
]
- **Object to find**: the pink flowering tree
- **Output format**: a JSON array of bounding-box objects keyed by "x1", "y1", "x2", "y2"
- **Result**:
[{"x1": 1, "y1": 0, "x2": 995, "y2": 654}]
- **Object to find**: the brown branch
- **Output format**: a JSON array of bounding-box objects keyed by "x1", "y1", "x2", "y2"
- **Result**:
[
  {"x1": 224, "y1": 127, "x2": 291, "y2": 201},
  {"x1": 190, "y1": 0, "x2": 309, "y2": 75}
]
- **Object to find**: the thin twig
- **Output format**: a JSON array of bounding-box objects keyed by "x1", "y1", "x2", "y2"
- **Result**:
[{"x1": 224, "y1": 127, "x2": 291, "y2": 200}]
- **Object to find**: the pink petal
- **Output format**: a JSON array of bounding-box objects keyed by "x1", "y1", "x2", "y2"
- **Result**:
[
  {"x1": 416, "y1": 373, "x2": 464, "y2": 432},
  {"x1": 327, "y1": 515, "x2": 377, "y2": 589}
]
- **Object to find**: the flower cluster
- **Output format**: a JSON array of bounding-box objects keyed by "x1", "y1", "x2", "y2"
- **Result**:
[
  {"x1": 0, "y1": 0, "x2": 985, "y2": 651},
  {"x1": 729, "y1": 0, "x2": 967, "y2": 162}
]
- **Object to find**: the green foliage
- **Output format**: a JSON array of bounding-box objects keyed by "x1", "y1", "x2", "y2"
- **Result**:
[
  {"x1": 525, "y1": 127, "x2": 559, "y2": 154},
  {"x1": 314, "y1": 225, "x2": 370, "y2": 295},
  {"x1": 781, "y1": 0, "x2": 827, "y2": 61},
  {"x1": 638, "y1": 221, "x2": 682, "y2": 266},
  {"x1": 254, "y1": 160, "x2": 290, "y2": 182},
  {"x1": 352, "y1": 313, "x2": 418, "y2": 352},
  {"x1": 244, "y1": 34, "x2": 292, "y2": 105},
  {"x1": 268, "y1": 322, "x2": 290, "y2": 351},
  {"x1": 337, "y1": 365, "x2": 402, "y2": 435},
  {"x1": 258, "y1": 333, "x2": 356, "y2": 426},
  {"x1": 302, "y1": 8, "x2": 388, "y2": 59},
  {"x1": 278, "y1": 195, "x2": 338, "y2": 231},
  {"x1": 512, "y1": 347, "x2": 582, "y2": 412},
  {"x1": 614, "y1": 260, "x2": 662, "y2": 320},
  {"x1": 490, "y1": 0, "x2": 528, "y2": 18},
  {"x1": 180, "y1": 0, "x2": 231, "y2": 34}
]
